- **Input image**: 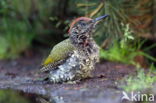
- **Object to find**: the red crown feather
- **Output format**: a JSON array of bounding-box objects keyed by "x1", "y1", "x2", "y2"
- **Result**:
[{"x1": 68, "y1": 17, "x2": 92, "y2": 33}]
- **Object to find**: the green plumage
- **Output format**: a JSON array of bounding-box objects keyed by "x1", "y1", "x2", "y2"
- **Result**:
[{"x1": 43, "y1": 38, "x2": 75, "y2": 66}]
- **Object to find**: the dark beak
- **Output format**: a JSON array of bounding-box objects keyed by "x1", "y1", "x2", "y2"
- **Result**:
[
  {"x1": 88, "y1": 14, "x2": 109, "y2": 34},
  {"x1": 94, "y1": 14, "x2": 109, "y2": 22}
]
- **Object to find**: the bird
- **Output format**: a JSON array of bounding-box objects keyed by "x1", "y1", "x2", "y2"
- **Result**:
[{"x1": 39, "y1": 15, "x2": 109, "y2": 83}]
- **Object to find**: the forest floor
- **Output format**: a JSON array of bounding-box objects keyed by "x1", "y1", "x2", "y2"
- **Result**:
[{"x1": 0, "y1": 52, "x2": 149, "y2": 103}]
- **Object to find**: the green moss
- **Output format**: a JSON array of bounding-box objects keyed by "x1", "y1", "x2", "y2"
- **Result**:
[{"x1": 121, "y1": 69, "x2": 156, "y2": 92}]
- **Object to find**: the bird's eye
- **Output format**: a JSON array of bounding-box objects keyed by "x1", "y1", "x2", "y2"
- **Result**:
[{"x1": 81, "y1": 22, "x2": 86, "y2": 26}]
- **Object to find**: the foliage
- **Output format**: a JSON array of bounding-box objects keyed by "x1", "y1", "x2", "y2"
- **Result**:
[
  {"x1": 100, "y1": 23, "x2": 138, "y2": 65},
  {"x1": 75, "y1": 0, "x2": 153, "y2": 43},
  {"x1": 100, "y1": 23, "x2": 156, "y2": 66},
  {"x1": 120, "y1": 23, "x2": 134, "y2": 48},
  {"x1": 0, "y1": 18, "x2": 35, "y2": 59},
  {"x1": 0, "y1": 0, "x2": 57, "y2": 59},
  {"x1": 100, "y1": 43, "x2": 136, "y2": 65},
  {"x1": 121, "y1": 69, "x2": 156, "y2": 92},
  {"x1": 100, "y1": 39, "x2": 156, "y2": 67},
  {"x1": 0, "y1": 0, "x2": 154, "y2": 59},
  {"x1": 0, "y1": 90, "x2": 30, "y2": 103},
  {"x1": 150, "y1": 63, "x2": 156, "y2": 71}
]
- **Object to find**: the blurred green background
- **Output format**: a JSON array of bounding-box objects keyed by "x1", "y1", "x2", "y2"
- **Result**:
[
  {"x1": 0, "y1": 0, "x2": 155, "y2": 103},
  {"x1": 0, "y1": 0, "x2": 155, "y2": 61}
]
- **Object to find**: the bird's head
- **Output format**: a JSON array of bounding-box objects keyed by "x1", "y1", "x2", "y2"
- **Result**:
[
  {"x1": 69, "y1": 15, "x2": 109, "y2": 48},
  {"x1": 68, "y1": 14, "x2": 109, "y2": 37}
]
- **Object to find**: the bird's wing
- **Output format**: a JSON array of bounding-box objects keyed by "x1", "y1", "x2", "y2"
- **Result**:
[
  {"x1": 40, "y1": 39, "x2": 75, "y2": 72},
  {"x1": 39, "y1": 57, "x2": 69, "y2": 73}
]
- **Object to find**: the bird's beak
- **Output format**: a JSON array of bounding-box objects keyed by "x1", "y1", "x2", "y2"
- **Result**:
[
  {"x1": 92, "y1": 14, "x2": 109, "y2": 26},
  {"x1": 94, "y1": 14, "x2": 109, "y2": 22}
]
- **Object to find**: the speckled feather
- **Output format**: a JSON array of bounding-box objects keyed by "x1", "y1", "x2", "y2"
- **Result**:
[{"x1": 40, "y1": 17, "x2": 100, "y2": 83}]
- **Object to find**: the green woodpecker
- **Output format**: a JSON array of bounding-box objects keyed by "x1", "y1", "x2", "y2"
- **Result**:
[{"x1": 40, "y1": 15, "x2": 109, "y2": 83}]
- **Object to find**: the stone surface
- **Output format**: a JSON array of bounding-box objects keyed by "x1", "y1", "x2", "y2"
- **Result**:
[{"x1": 0, "y1": 56, "x2": 138, "y2": 103}]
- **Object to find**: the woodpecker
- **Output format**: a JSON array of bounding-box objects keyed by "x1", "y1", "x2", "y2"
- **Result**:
[{"x1": 39, "y1": 15, "x2": 109, "y2": 83}]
